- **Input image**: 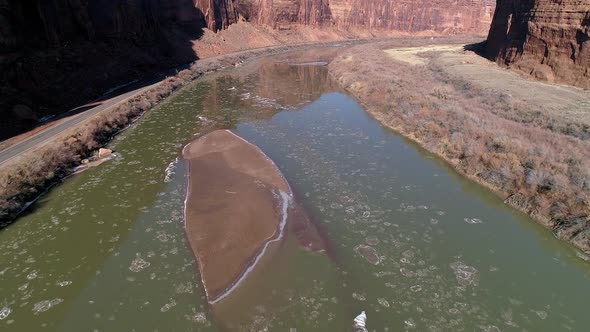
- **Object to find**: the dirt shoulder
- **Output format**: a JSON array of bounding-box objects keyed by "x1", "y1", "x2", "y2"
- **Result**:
[{"x1": 329, "y1": 42, "x2": 590, "y2": 253}]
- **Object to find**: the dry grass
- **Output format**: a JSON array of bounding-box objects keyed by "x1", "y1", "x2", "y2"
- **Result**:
[{"x1": 329, "y1": 43, "x2": 590, "y2": 253}]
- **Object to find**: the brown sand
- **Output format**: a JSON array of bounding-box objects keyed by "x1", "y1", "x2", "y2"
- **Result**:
[{"x1": 183, "y1": 130, "x2": 291, "y2": 302}]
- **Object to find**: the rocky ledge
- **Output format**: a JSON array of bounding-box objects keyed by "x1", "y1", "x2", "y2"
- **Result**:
[{"x1": 486, "y1": 0, "x2": 590, "y2": 88}]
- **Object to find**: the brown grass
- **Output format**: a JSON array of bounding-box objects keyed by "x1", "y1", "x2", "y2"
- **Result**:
[{"x1": 329, "y1": 43, "x2": 590, "y2": 253}]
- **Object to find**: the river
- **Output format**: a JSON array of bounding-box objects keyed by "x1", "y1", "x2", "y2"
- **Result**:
[{"x1": 1, "y1": 48, "x2": 589, "y2": 331}]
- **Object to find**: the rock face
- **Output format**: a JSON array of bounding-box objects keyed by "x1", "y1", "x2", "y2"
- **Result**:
[
  {"x1": 0, "y1": 0, "x2": 207, "y2": 140},
  {"x1": 331, "y1": 0, "x2": 495, "y2": 34},
  {"x1": 486, "y1": 0, "x2": 590, "y2": 88},
  {"x1": 236, "y1": 0, "x2": 495, "y2": 33},
  {"x1": 1, "y1": 0, "x2": 496, "y2": 141}
]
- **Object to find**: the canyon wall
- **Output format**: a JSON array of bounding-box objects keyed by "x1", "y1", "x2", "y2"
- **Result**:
[
  {"x1": 330, "y1": 0, "x2": 495, "y2": 34},
  {"x1": 486, "y1": 0, "x2": 590, "y2": 88},
  {"x1": 0, "y1": 0, "x2": 206, "y2": 139},
  {"x1": 1, "y1": 0, "x2": 496, "y2": 140},
  {"x1": 234, "y1": 0, "x2": 495, "y2": 34}
]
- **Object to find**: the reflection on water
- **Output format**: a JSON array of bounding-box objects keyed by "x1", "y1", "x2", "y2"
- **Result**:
[{"x1": 1, "y1": 48, "x2": 590, "y2": 331}]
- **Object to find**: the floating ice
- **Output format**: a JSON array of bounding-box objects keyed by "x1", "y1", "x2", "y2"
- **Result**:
[
  {"x1": 160, "y1": 299, "x2": 176, "y2": 312},
  {"x1": 377, "y1": 298, "x2": 390, "y2": 308},
  {"x1": 32, "y1": 298, "x2": 63, "y2": 314},
  {"x1": 354, "y1": 245, "x2": 381, "y2": 265},
  {"x1": 450, "y1": 261, "x2": 479, "y2": 287},
  {"x1": 410, "y1": 285, "x2": 422, "y2": 292},
  {"x1": 464, "y1": 218, "x2": 483, "y2": 224},
  {"x1": 480, "y1": 325, "x2": 501, "y2": 332},
  {"x1": 57, "y1": 281, "x2": 72, "y2": 287},
  {"x1": 0, "y1": 307, "x2": 11, "y2": 320},
  {"x1": 533, "y1": 310, "x2": 548, "y2": 320},
  {"x1": 404, "y1": 318, "x2": 416, "y2": 328},
  {"x1": 129, "y1": 255, "x2": 150, "y2": 273}
]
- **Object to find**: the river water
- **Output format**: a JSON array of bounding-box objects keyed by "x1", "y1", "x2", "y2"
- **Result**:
[{"x1": 1, "y1": 48, "x2": 589, "y2": 332}]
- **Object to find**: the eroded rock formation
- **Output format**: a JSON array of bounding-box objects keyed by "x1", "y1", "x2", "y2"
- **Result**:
[{"x1": 486, "y1": 0, "x2": 590, "y2": 88}]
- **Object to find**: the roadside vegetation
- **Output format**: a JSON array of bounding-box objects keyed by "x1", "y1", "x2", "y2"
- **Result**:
[{"x1": 329, "y1": 43, "x2": 590, "y2": 253}]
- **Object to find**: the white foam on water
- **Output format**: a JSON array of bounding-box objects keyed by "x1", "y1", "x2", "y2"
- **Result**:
[{"x1": 164, "y1": 158, "x2": 178, "y2": 183}]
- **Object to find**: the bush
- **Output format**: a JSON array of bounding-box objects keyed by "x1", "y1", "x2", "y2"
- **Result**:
[{"x1": 329, "y1": 43, "x2": 590, "y2": 252}]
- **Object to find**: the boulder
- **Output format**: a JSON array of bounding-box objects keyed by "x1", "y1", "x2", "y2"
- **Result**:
[{"x1": 97, "y1": 148, "x2": 112, "y2": 158}]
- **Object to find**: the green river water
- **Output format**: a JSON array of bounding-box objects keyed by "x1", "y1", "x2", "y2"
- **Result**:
[{"x1": 1, "y1": 48, "x2": 589, "y2": 331}]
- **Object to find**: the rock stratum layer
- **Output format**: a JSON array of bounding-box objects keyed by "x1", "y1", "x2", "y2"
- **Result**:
[
  {"x1": 183, "y1": 130, "x2": 327, "y2": 303},
  {"x1": 235, "y1": 0, "x2": 495, "y2": 34},
  {"x1": 486, "y1": 0, "x2": 590, "y2": 88},
  {"x1": 0, "y1": 0, "x2": 495, "y2": 140}
]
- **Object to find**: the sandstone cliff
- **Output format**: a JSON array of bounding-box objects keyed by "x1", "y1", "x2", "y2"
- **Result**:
[
  {"x1": 1, "y1": 0, "x2": 496, "y2": 140},
  {"x1": 0, "y1": 0, "x2": 206, "y2": 139},
  {"x1": 234, "y1": 0, "x2": 495, "y2": 34},
  {"x1": 486, "y1": 0, "x2": 590, "y2": 88},
  {"x1": 331, "y1": 0, "x2": 495, "y2": 34}
]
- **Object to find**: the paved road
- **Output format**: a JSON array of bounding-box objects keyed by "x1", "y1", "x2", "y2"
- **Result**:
[{"x1": 0, "y1": 83, "x2": 158, "y2": 167}]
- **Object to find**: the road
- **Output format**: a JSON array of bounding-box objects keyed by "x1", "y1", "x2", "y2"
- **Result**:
[{"x1": 0, "y1": 83, "x2": 158, "y2": 167}]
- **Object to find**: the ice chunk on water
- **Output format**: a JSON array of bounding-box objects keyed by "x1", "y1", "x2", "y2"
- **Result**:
[
  {"x1": 32, "y1": 298, "x2": 63, "y2": 314},
  {"x1": 353, "y1": 311, "x2": 367, "y2": 332},
  {"x1": 0, "y1": 306, "x2": 11, "y2": 320},
  {"x1": 354, "y1": 245, "x2": 381, "y2": 265},
  {"x1": 160, "y1": 299, "x2": 176, "y2": 312},
  {"x1": 129, "y1": 255, "x2": 150, "y2": 273},
  {"x1": 377, "y1": 298, "x2": 390, "y2": 308},
  {"x1": 464, "y1": 218, "x2": 483, "y2": 224},
  {"x1": 450, "y1": 261, "x2": 479, "y2": 287}
]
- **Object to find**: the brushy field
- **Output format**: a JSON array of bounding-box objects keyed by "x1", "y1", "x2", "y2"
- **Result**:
[{"x1": 329, "y1": 43, "x2": 590, "y2": 253}]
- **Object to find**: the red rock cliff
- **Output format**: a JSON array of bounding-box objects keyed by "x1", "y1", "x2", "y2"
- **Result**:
[
  {"x1": 486, "y1": 0, "x2": 590, "y2": 88},
  {"x1": 235, "y1": 0, "x2": 495, "y2": 34},
  {"x1": 330, "y1": 0, "x2": 495, "y2": 34}
]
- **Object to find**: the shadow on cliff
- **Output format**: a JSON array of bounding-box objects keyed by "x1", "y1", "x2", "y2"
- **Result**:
[{"x1": 0, "y1": 0, "x2": 207, "y2": 142}]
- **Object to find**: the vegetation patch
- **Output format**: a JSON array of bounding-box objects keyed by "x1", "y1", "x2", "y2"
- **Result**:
[{"x1": 329, "y1": 42, "x2": 590, "y2": 253}]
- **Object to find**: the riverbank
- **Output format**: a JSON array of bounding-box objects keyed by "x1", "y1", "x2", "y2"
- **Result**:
[
  {"x1": 328, "y1": 42, "x2": 590, "y2": 253},
  {"x1": 0, "y1": 39, "x2": 368, "y2": 226}
]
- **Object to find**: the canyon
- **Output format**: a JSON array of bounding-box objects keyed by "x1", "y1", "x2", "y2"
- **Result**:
[
  {"x1": 0, "y1": 0, "x2": 495, "y2": 140},
  {"x1": 485, "y1": 0, "x2": 590, "y2": 88}
]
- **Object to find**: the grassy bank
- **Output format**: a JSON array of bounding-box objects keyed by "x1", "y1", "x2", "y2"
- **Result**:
[
  {"x1": 328, "y1": 42, "x2": 590, "y2": 253},
  {"x1": 0, "y1": 40, "x2": 370, "y2": 226}
]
